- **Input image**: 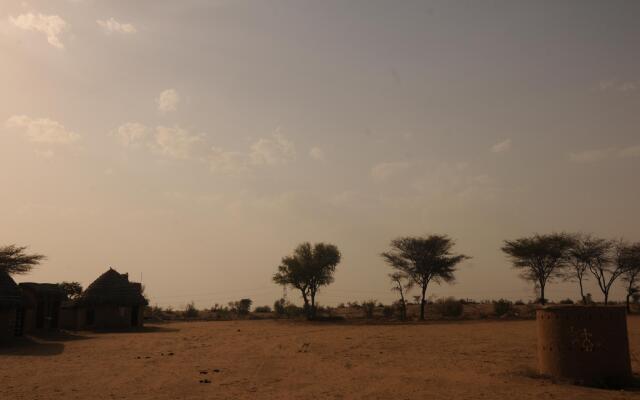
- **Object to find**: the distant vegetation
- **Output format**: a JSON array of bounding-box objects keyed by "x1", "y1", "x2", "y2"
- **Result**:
[{"x1": 4, "y1": 230, "x2": 640, "y2": 323}]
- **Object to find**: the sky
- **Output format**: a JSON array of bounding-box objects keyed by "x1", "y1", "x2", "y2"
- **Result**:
[{"x1": 1, "y1": 0, "x2": 639, "y2": 309}]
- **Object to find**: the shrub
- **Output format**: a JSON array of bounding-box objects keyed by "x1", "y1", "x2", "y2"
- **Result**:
[
  {"x1": 274, "y1": 298, "x2": 286, "y2": 316},
  {"x1": 514, "y1": 299, "x2": 525, "y2": 305},
  {"x1": 362, "y1": 300, "x2": 377, "y2": 319},
  {"x1": 382, "y1": 305, "x2": 394, "y2": 318},
  {"x1": 435, "y1": 297, "x2": 464, "y2": 317},
  {"x1": 285, "y1": 304, "x2": 304, "y2": 318},
  {"x1": 184, "y1": 301, "x2": 199, "y2": 318},
  {"x1": 493, "y1": 299, "x2": 512, "y2": 317},
  {"x1": 559, "y1": 298, "x2": 574, "y2": 305},
  {"x1": 229, "y1": 298, "x2": 253, "y2": 315},
  {"x1": 254, "y1": 305, "x2": 272, "y2": 313}
]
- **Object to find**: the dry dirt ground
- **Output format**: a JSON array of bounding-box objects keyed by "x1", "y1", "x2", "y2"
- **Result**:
[{"x1": 2, "y1": 318, "x2": 640, "y2": 400}]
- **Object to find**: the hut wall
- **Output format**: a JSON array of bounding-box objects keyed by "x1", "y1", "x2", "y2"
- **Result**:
[
  {"x1": 22, "y1": 308, "x2": 36, "y2": 333},
  {"x1": 0, "y1": 308, "x2": 17, "y2": 340},
  {"x1": 93, "y1": 305, "x2": 134, "y2": 329},
  {"x1": 59, "y1": 307, "x2": 81, "y2": 330}
]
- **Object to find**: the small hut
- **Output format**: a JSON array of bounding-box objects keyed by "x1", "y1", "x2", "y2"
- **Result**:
[
  {"x1": 61, "y1": 268, "x2": 147, "y2": 330},
  {"x1": 19, "y1": 283, "x2": 67, "y2": 333},
  {"x1": 0, "y1": 271, "x2": 23, "y2": 339}
]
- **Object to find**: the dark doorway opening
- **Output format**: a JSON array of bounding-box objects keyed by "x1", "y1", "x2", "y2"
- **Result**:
[
  {"x1": 14, "y1": 307, "x2": 24, "y2": 336},
  {"x1": 131, "y1": 306, "x2": 139, "y2": 326},
  {"x1": 86, "y1": 308, "x2": 95, "y2": 326},
  {"x1": 51, "y1": 301, "x2": 60, "y2": 329},
  {"x1": 36, "y1": 301, "x2": 45, "y2": 329}
]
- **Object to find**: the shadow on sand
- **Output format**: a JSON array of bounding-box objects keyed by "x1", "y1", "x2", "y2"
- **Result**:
[
  {"x1": 85, "y1": 324, "x2": 180, "y2": 334},
  {"x1": 0, "y1": 337, "x2": 65, "y2": 356}
]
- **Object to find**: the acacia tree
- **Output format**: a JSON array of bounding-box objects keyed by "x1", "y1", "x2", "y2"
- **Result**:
[
  {"x1": 0, "y1": 244, "x2": 45, "y2": 275},
  {"x1": 621, "y1": 243, "x2": 640, "y2": 312},
  {"x1": 565, "y1": 234, "x2": 605, "y2": 304},
  {"x1": 381, "y1": 235, "x2": 469, "y2": 321},
  {"x1": 273, "y1": 242, "x2": 341, "y2": 319},
  {"x1": 501, "y1": 233, "x2": 573, "y2": 305},
  {"x1": 57, "y1": 281, "x2": 83, "y2": 300},
  {"x1": 389, "y1": 272, "x2": 413, "y2": 320},
  {"x1": 586, "y1": 239, "x2": 629, "y2": 305}
]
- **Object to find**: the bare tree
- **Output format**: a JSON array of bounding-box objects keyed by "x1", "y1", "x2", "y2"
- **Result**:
[
  {"x1": 0, "y1": 244, "x2": 45, "y2": 275},
  {"x1": 565, "y1": 234, "x2": 605, "y2": 304},
  {"x1": 273, "y1": 242, "x2": 341, "y2": 319},
  {"x1": 501, "y1": 233, "x2": 573, "y2": 305},
  {"x1": 618, "y1": 242, "x2": 640, "y2": 311},
  {"x1": 587, "y1": 239, "x2": 624, "y2": 305},
  {"x1": 381, "y1": 235, "x2": 469, "y2": 321},
  {"x1": 389, "y1": 272, "x2": 413, "y2": 320}
]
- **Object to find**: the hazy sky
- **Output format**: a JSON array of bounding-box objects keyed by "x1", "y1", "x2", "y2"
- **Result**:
[{"x1": 1, "y1": 0, "x2": 639, "y2": 308}]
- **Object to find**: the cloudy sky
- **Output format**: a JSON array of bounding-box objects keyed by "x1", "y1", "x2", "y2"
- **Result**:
[{"x1": 1, "y1": 0, "x2": 639, "y2": 308}]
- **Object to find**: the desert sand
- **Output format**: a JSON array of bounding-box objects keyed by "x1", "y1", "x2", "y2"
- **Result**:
[{"x1": 1, "y1": 318, "x2": 639, "y2": 399}]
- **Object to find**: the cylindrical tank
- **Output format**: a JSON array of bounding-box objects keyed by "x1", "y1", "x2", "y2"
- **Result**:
[{"x1": 537, "y1": 305, "x2": 631, "y2": 385}]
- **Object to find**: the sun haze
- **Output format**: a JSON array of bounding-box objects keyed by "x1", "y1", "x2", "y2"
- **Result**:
[{"x1": 1, "y1": 0, "x2": 639, "y2": 309}]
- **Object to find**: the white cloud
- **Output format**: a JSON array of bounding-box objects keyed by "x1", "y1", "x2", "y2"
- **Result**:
[
  {"x1": 249, "y1": 131, "x2": 296, "y2": 166},
  {"x1": 151, "y1": 126, "x2": 202, "y2": 159},
  {"x1": 97, "y1": 18, "x2": 137, "y2": 34},
  {"x1": 309, "y1": 146, "x2": 326, "y2": 162},
  {"x1": 209, "y1": 147, "x2": 249, "y2": 175},
  {"x1": 569, "y1": 148, "x2": 614, "y2": 163},
  {"x1": 111, "y1": 122, "x2": 149, "y2": 147},
  {"x1": 156, "y1": 89, "x2": 180, "y2": 113},
  {"x1": 598, "y1": 79, "x2": 639, "y2": 92},
  {"x1": 569, "y1": 145, "x2": 640, "y2": 163},
  {"x1": 9, "y1": 13, "x2": 69, "y2": 49},
  {"x1": 34, "y1": 149, "x2": 55, "y2": 159},
  {"x1": 5, "y1": 115, "x2": 79, "y2": 144},
  {"x1": 618, "y1": 145, "x2": 640, "y2": 159},
  {"x1": 491, "y1": 138, "x2": 512, "y2": 153},
  {"x1": 371, "y1": 161, "x2": 410, "y2": 182}
]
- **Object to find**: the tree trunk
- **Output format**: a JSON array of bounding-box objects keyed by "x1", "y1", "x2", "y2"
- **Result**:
[
  {"x1": 626, "y1": 294, "x2": 631, "y2": 313},
  {"x1": 399, "y1": 291, "x2": 406, "y2": 321},
  {"x1": 578, "y1": 279, "x2": 586, "y2": 305},
  {"x1": 604, "y1": 291, "x2": 609, "y2": 305},
  {"x1": 539, "y1": 282, "x2": 546, "y2": 305},
  {"x1": 310, "y1": 291, "x2": 316, "y2": 320},
  {"x1": 420, "y1": 285, "x2": 427, "y2": 321},
  {"x1": 301, "y1": 290, "x2": 310, "y2": 318}
]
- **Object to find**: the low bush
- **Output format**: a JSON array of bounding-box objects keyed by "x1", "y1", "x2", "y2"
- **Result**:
[
  {"x1": 493, "y1": 299, "x2": 512, "y2": 317},
  {"x1": 254, "y1": 305, "x2": 272, "y2": 313},
  {"x1": 362, "y1": 300, "x2": 377, "y2": 319},
  {"x1": 435, "y1": 297, "x2": 464, "y2": 317},
  {"x1": 184, "y1": 301, "x2": 199, "y2": 318}
]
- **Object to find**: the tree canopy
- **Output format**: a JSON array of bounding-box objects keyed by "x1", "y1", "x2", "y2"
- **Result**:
[
  {"x1": 273, "y1": 242, "x2": 341, "y2": 319},
  {"x1": 0, "y1": 244, "x2": 46, "y2": 275},
  {"x1": 381, "y1": 235, "x2": 469, "y2": 320},
  {"x1": 501, "y1": 233, "x2": 574, "y2": 304}
]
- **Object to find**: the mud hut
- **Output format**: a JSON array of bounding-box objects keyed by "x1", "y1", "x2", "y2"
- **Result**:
[
  {"x1": 19, "y1": 283, "x2": 67, "y2": 333},
  {"x1": 0, "y1": 271, "x2": 23, "y2": 339},
  {"x1": 61, "y1": 268, "x2": 147, "y2": 330}
]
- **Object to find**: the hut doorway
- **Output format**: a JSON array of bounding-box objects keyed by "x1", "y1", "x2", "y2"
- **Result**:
[
  {"x1": 131, "y1": 306, "x2": 139, "y2": 326},
  {"x1": 36, "y1": 300, "x2": 45, "y2": 329},
  {"x1": 86, "y1": 308, "x2": 95, "y2": 326},
  {"x1": 14, "y1": 307, "x2": 24, "y2": 336}
]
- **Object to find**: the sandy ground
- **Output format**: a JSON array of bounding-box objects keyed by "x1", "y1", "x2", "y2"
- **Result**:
[{"x1": 1, "y1": 318, "x2": 640, "y2": 399}]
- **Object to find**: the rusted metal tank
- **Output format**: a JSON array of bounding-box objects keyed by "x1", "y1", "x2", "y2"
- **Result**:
[{"x1": 537, "y1": 305, "x2": 631, "y2": 385}]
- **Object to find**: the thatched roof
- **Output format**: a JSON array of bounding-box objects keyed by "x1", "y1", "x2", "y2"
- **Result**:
[
  {"x1": 0, "y1": 270, "x2": 22, "y2": 307},
  {"x1": 78, "y1": 268, "x2": 148, "y2": 306}
]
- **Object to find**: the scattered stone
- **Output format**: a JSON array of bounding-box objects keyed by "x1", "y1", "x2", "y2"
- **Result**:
[{"x1": 199, "y1": 379, "x2": 211, "y2": 384}]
